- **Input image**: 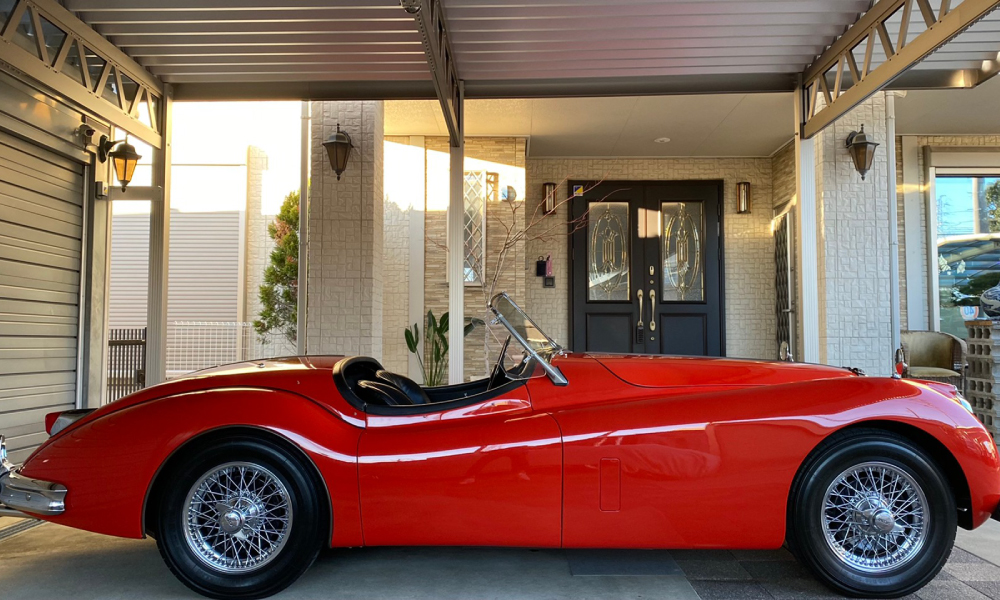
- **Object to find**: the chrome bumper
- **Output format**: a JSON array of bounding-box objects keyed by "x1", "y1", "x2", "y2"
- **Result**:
[{"x1": 0, "y1": 435, "x2": 66, "y2": 516}]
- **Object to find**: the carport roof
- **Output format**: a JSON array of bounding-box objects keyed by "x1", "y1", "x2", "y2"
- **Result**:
[{"x1": 62, "y1": 0, "x2": 1000, "y2": 101}]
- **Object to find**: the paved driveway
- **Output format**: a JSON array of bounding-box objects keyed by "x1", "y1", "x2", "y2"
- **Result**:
[{"x1": 2, "y1": 520, "x2": 1000, "y2": 599}]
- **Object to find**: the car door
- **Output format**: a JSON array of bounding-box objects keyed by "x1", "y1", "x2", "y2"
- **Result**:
[{"x1": 356, "y1": 383, "x2": 563, "y2": 547}]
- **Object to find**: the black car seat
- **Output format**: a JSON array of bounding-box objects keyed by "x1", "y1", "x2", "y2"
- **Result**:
[
  {"x1": 375, "y1": 370, "x2": 431, "y2": 405},
  {"x1": 356, "y1": 380, "x2": 413, "y2": 406}
]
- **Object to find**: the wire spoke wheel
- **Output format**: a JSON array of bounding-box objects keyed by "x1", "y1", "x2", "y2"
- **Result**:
[
  {"x1": 183, "y1": 461, "x2": 293, "y2": 573},
  {"x1": 822, "y1": 460, "x2": 928, "y2": 573}
]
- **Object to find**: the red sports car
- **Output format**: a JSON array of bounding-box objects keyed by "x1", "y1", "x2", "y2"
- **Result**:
[{"x1": 1, "y1": 293, "x2": 998, "y2": 599}]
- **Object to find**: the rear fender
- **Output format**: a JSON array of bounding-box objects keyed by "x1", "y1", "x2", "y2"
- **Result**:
[{"x1": 16, "y1": 388, "x2": 363, "y2": 547}]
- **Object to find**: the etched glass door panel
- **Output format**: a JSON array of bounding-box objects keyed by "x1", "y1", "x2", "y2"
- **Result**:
[
  {"x1": 661, "y1": 201, "x2": 705, "y2": 302},
  {"x1": 587, "y1": 202, "x2": 630, "y2": 301}
]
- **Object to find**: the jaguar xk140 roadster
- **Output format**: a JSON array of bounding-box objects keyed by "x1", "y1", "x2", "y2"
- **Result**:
[{"x1": 1, "y1": 293, "x2": 998, "y2": 599}]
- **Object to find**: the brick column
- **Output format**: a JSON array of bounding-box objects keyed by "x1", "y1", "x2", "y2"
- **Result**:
[
  {"x1": 306, "y1": 101, "x2": 384, "y2": 359},
  {"x1": 813, "y1": 92, "x2": 894, "y2": 376}
]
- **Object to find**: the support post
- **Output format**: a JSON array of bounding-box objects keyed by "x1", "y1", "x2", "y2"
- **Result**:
[
  {"x1": 886, "y1": 93, "x2": 902, "y2": 354},
  {"x1": 447, "y1": 83, "x2": 465, "y2": 384},
  {"x1": 297, "y1": 101, "x2": 310, "y2": 354},
  {"x1": 146, "y1": 85, "x2": 172, "y2": 385},
  {"x1": 794, "y1": 85, "x2": 820, "y2": 363}
]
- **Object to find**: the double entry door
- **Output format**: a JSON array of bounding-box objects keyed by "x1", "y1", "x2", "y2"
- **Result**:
[{"x1": 571, "y1": 181, "x2": 724, "y2": 356}]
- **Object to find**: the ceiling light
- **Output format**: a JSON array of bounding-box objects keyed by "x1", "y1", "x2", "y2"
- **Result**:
[{"x1": 653, "y1": 137, "x2": 671, "y2": 144}]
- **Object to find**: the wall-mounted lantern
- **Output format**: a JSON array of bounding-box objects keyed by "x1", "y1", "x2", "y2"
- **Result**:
[
  {"x1": 543, "y1": 182, "x2": 557, "y2": 215},
  {"x1": 845, "y1": 124, "x2": 879, "y2": 180},
  {"x1": 322, "y1": 123, "x2": 354, "y2": 181},
  {"x1": 97, "y1": 135, "x2": 141, "y2": 192},
  {"x1": 736, "y1": 181, "x2": 752, "y2": 214}
]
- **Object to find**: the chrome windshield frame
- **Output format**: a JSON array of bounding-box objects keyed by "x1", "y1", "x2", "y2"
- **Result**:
[{"x1": 488, "y1": 292, "x2": 568, "y2": 386}]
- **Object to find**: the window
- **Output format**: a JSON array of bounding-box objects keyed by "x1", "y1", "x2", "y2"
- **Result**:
[
  {"x1": 463, "y1": 171, "x2": 489, "y2": 285},
  {"x1": 936, "y1": 175, "x2": 1000, "y2": 337}
]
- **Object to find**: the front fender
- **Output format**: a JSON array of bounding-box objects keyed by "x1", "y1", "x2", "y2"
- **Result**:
[{"x1": 17, "y1": 388, "x2": 364, "y2": 546}]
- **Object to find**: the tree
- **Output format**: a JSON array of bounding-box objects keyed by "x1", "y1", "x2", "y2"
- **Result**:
[
  {"x1": 254, "y1": 190, "x2": 298, "y2": 343},
  {"x1": 988, "y1": 180, "x2": 1000, "y2": 232}
]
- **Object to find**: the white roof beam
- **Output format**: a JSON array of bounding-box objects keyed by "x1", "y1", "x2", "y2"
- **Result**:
[
  {"x1": 800, "y1": 0, "x2": 1000, "y2": 138},
  {"x1": 401, "y1": 0, "x2": 462, "y2": 145}
]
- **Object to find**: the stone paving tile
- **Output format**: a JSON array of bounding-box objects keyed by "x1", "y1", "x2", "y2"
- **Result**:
[
  {"x1": 759, "y1": 578, "x2": 849, "y2": 600},
  {"x1": 676, "y1": 559, "x2": 754, "y2": 581},
  {"x1": 965, "y1": 581, "x2": 1000, "y2": 598},
  {"x1": 671, "y1": 549, "x2": 737, "y2": 561},
  {"x1": 943, "y1": 562, "x2": 1000, "y2": 582},
  {"x1": 740, "y1": 560, "x2": 813, "y2": 581},
  {"x1": 949, "y1": 548, "x2": 989, "y2": 564},
  {"x1": 731, "y1": 548, "x2": 796, "y2": 562},
  {"x1": 690, "y1": 580, "x2": 772, "y2": 600},
  {"x1": 915, "y1": 581, "x2": 992, "y2": 600}
]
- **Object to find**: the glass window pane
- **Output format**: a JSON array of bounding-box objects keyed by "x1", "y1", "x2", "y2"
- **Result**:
[
  {"x1": 588, "y1": 201, "x2": 630, "y2": 301},
  {"x1": 937, "y1": 175, "x2": 1000, "y2": 337},
  {"x1": 102, "y1": 66, "x2": 121, "y2": 107},
  {"x1": 60, "y1": 39, "x2": 85, "y2": 85},
  {"x1": 84, "y1": 46, "x2": 106, "y2": 92},
  {"x1": 11, "y1": 6, "x2": 39, "y2": 59},
  {"x1": 38, "y1": 14, "x2": 65, "y2": 66},
  {"x1": 120, "y1": 72, "x2": 139, "y2": 110},
  {"x1": 463, "y1": 171, "x2": 486, "y2": 284},
  {"x1": 0, "y1": 0, "x2": 17, "y2": 33},
  {"x1": 662, "y1": 201, "x2": 705, "y2": 302}
]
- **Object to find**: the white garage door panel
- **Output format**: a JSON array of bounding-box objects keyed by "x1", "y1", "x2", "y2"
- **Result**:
[{"x1": 0, "y1": 130, "x2": 84, "y2": 464}]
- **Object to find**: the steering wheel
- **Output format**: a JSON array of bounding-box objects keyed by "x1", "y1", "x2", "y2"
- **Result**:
[{"x1": 488, "y1": 335, "x2": 512, "y2": 390}]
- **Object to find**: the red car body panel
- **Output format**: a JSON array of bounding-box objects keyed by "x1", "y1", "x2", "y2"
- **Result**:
[{"x1": 15, "y1": 353, "x2": 1000, "y2": 551}]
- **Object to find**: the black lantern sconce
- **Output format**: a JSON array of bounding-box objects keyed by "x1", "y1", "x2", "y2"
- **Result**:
[
  {"x1": 322, "y1": 123, "x2": 354, "y2": 181},
  {"x1": 97, "y1": 135, "x2": 141, "y2": 192},
  {"x1": 845, "y1": 124, "x2": 879, "y2": 180},
  {"x1": 542, "y1": 182, "x2": 557, "y2": 215},
  {"x1": 736, "y1": 181, "x2": 751, "y2": 214}
]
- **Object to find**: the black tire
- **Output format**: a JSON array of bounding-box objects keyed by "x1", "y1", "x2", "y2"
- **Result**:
[
  {"x1": 155, "y1": 436, "x2": 325, "y2": 600},
  {"x1": 787, "y1": 429, "x2": 956, "y2": 598}
]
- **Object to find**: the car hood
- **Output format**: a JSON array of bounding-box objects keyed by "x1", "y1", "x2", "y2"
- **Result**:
[{"x1": 582, "y1": 354, "x2": 859, "y2": 388}]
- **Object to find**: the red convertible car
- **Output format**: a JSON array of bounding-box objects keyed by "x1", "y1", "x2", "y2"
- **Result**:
[{"x1": 1, "y1": 293, "x2": 998, "y2": 599}]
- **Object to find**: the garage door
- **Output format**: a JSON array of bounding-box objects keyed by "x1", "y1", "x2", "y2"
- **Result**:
[{"x1": 0, "y1": 130, "x2": 84, "y2": 464}]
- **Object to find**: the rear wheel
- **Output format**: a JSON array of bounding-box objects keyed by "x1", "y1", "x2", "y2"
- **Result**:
[
  {"x1": 787, "y1": 429, "x2": 956, "y2": 598},
  {"x1": 156, "y1": 437, "x2": 325, "y2": 599}
]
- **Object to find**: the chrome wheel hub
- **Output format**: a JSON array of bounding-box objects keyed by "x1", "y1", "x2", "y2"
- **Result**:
[
  {"x1": 822, "y1": 461, "x2": 928, "y2": 573},
  {"x1": 183, "y1": 462, "x2": 293, "y2": 573}
]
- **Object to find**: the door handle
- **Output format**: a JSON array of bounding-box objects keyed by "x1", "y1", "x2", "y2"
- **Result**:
[
  {"x1": 637, "y1": 289, "x2": 644, "y2": 329},
  {"x1": 649, "y1": 289, "x2": 656, "y2": 331}
]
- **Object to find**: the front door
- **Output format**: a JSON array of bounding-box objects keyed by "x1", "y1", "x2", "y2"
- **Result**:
[{"x1": 570, "y1": 181, "x2": 724, "y2": 356}]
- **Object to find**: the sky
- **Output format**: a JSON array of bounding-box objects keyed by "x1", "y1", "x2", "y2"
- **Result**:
[{"x1": 113, "y1": 102, "x2": 302, "y2": 215}]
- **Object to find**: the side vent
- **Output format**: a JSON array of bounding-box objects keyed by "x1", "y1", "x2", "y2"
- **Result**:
[{"x1": 599, "y1": 458, "x2": 621, "y2": 512}]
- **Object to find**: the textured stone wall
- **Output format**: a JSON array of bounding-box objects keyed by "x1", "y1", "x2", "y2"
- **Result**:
[
  {"x1": 771, "y1": 140, "x2": 798, "y2": 358},
  {"x1": 306, "y1": 101, "x2": 384, "y2": 358},
  {"x1": 244, "y1": 146, "x2": 269, "y2": 326},
  {"x1": 772, "y1": 142, "x2": 795, "y2": 209},
  {"x1": 423, "y1": 137, "x2": 527, "y2": 380},
  {"x1": 524, "y1": 157, "x2": 776, "y2": 359},
  {"x1": 382, "y1": 135, "x2": 414, "y2": 375},
  {"x1": 895, "y1": 135, "x2": 908, "y2": 329},
  {"x1": 814, "y1": 93, "x2": 893, "y2": 376}
]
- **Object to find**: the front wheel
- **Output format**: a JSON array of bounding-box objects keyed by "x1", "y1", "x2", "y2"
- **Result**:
[
  {"x1": 156, "y1": 437, "x2": 325, "y2": 599},
  {"x1": 787, "y1": 429, "x2": 956, "y2": 598}
]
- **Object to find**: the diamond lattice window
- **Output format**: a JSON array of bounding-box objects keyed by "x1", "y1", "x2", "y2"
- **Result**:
[{"x1": 463, "y1": 171, "x2": 488, "y2": 285}]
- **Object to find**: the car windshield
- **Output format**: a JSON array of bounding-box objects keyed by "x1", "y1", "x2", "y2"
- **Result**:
[{"x1": 488, "y1": 292, "x2": 567, "y2": 385}]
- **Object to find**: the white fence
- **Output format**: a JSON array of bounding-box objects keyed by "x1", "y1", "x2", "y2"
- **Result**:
[{"x1": 166, "y1": 321, "x2": 298, "y2": 379}]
